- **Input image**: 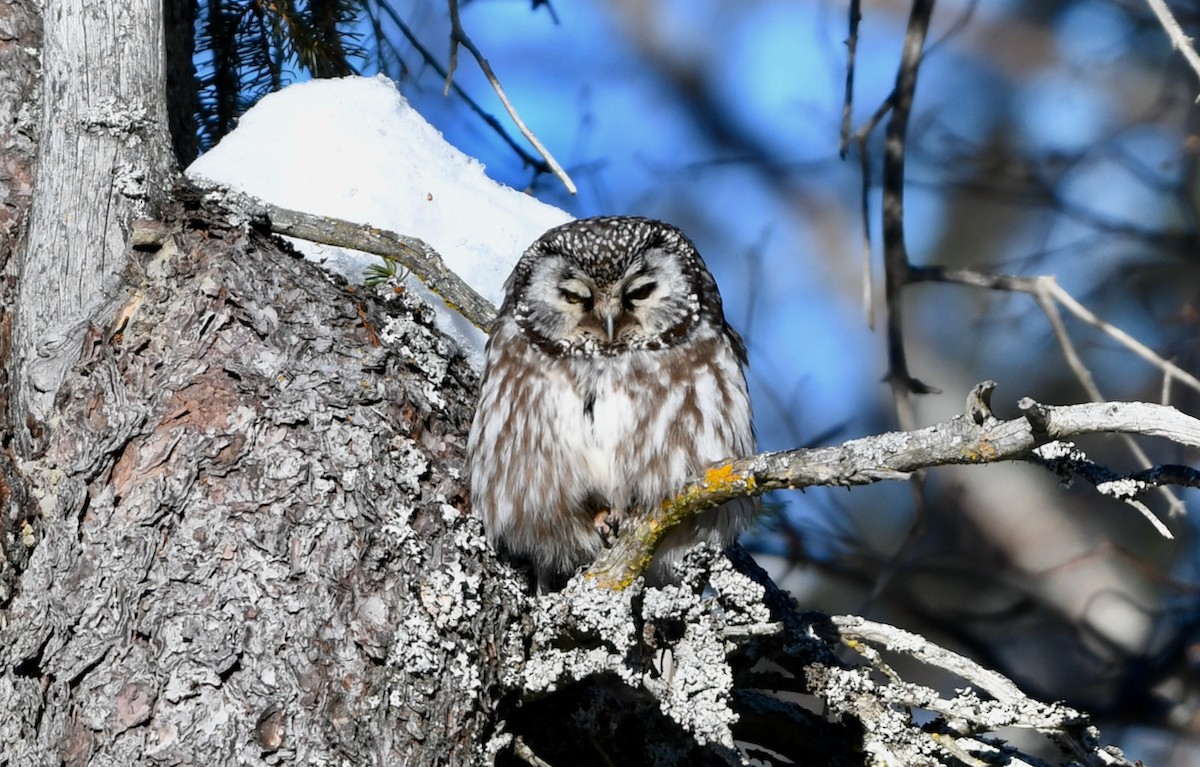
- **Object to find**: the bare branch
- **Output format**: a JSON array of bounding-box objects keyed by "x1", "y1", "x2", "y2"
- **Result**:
[
  {"x1": 513, "y1": 736, "x2": 554, "y2": 767},
  {"x1": 852, "y1": 92, "x2": 892, "y2": 331},
  {"x1": 869, "y1": 5, "x2": 940, "y2": 600},
  {"x1": 836, "y1": 616, "x2": 1030, "y2": 702},
  {"x1": 1045, "y1": 277, "x2": 1200, "y2": 394},
  {"x1": 444, "y1": 0, "x2": 461, "y2": 96},
  {"x1": 376, "y1": 2, "x2": 557, "y2": 182},
  {"x1": 847, "y1": 0, "x2": 979, "y2": 330},
  {"x1": 837, "y1": 0, "x2": 862, "y2": 159},
  {"x1": 446, "y1": 7, "x2": 577, "y2": 195},
  {"x1": 833, "y1": 615, "x2": 1125, "y2": 766},
  {"x1": 266, "y1": 203, "x2": 498, "y2": 331},
  {"x1": 197, "y1": 186, "x2": 499, "y2": 331},
  {"x1": 586, "y1": 381, "x2": 1199, "y2": 588},
  {"x1": 881, "y1": 0, "x2": 937, "y2": 399}
]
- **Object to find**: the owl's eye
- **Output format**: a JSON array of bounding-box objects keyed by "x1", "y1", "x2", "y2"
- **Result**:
[
  {"x1": 560, "y1": 288, "x2": 594, "y2": 311},
  {"x1": 624, "y1": 281, "x2": 658, "y2": 303}
]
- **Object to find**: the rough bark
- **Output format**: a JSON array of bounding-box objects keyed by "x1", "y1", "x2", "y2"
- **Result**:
[
  {"x1": 0, "y1": 192, "x2": 508, "y2": 766},
  {"x1": 0, "y1": 0, "x2": 39, "y2": 265},
  {"x1": 0, "y1": 0, "x2": 41, "y2": 607}
]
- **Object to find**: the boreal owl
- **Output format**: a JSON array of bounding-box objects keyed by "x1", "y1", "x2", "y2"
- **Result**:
[{"x1": 467, "y1": 216, "x2": 756, "y2": 589}]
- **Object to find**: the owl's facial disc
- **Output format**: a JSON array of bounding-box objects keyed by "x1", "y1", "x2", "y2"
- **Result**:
[
  {"x1": 563, "y1": 267, "x2": 667, "y2": 346},
  {"x1": 513, "y1": 235, "x2": 701, "y2": 355},
  {"x1": 559, "y1": 274, "x2": 622, "y2": 344}
]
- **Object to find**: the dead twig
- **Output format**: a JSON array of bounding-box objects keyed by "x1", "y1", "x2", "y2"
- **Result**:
[
  {"x1": 375, "y1": 2, "x2": 556, "y2": 184},
  {"x1": 838, "y1": 0, "x2": 863, "y2": 160},
  {"x1": 444, "y1": 1, "x2": 577, "y2": 194}
]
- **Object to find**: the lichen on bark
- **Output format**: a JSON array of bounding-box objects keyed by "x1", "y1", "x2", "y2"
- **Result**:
[{"x1": 0, "y1": 192, "x2": 507, "y2": 766}]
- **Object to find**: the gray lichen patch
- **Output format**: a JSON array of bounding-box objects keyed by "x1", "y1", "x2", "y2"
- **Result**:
[
  {"x1": 516, "y1": 578, "x2": 641, "y2": 693},
  {"x1": 642, "y1": 585, "x2": 738, "y2": 749},
  {"x1": 511, "y1": 545, "x2": 780, "y2": 756}
]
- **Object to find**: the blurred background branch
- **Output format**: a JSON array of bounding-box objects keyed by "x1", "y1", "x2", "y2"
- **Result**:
[{"x1": 1147, "y1": 0, "x2": 1200, "y2": 97}]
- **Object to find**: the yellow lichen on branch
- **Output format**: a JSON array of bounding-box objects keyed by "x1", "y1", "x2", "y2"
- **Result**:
[
  {"x1": 666, "y1": 462, "x2": 757, "y2": 517},
  {"x1": 586, "y1": 459, "x2": 761, "y2": 590}
]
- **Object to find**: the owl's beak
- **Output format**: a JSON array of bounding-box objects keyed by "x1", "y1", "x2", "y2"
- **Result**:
[{"x1": 593, "y1": 297, "x2": 621, "y2": 343}]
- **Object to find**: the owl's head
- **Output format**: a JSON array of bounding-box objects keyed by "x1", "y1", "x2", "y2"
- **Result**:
[{"x1": 503, "y1": 216, "x2": 731, "y2": 357}]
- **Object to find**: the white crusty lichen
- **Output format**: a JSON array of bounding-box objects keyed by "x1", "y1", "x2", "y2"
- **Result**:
[
  {"x1": 394, "y1": 610, "x2": 442, "y2": 677},
  {"x1": 80, "y1": 97, "x2": 149, "y2": 139},
  {"x1": 419, "y1": 559, "x2": 482, "y2": 630},
  {"x1": 641, "y1": 584, "x2": 738, "y2": 749},
  {"x1": 1032, "y1": 440, "x2": 1083, "y2": 462},
  {"x1": 388, "y1": 435, "x2": 428, "y2": 497},
  {"x1": 513, "y1": 545, "x2": 776, "y2": 752},
  {"x1": 816, "y1": 665, "x2": 943, "y2": 765},
  {"x1": 515, "y1": 577, "x2": 640, "y2": 693},
  {"x1": 685, "y1": 543, "x2": 772, "y2": 628},
  {"x1": 382, "y1": 445, "x2": 490, "y2": 708},
  {"x1": 381, "y1": 503, "x2": 419, "y2": 554},
  {"x1": 376, "y1": 286, "x2": 463, "y2": 407},
  {"x1": 851, "y1": 428, "x2": 914, "y2": 465},
  {"x1": 480, "y1": 728, "x2": 514, "y2": 767},
  {"x1": 379, "y1": 436, "x2": 429, "y2": 556},
  {"x1": 390, "y1": 550, "x2": 487, "y2": 703},
  {"x1": 1096, "y1": 477, "x2": 1145, "y2": 499}
]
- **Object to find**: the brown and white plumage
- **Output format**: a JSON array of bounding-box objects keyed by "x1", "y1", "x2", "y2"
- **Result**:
[{"x1": 467, "y1": 216, "x2": 756, "y2": 589}]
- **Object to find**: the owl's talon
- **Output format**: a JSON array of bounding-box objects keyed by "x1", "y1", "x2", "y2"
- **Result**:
[{"x1": 594, "y1": 508, "x2": 621, "y2": 544}]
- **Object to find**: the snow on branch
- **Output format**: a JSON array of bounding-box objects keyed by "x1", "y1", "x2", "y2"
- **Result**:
[{"x1": 586, "y1": 380, "x2": 1200, "y2": 589}]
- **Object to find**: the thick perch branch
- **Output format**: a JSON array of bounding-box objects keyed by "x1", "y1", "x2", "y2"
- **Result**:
[{"x1": 586, "y1": 381, "x2": 1200, "y2": 588}]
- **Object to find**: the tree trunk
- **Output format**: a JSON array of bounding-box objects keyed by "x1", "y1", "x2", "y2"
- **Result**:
[
  {"x1": 1, "y1": 1, "x2": 506, "y2": 764},
  {"x1": 0, "y1": 0, "x2": 41, "y2": 604},
  {"x1": 1, "y1": 190, "x2": 507, "y2": 764},
  {"x1": 8, "y1": 0, "x2": 176, "y2": 455}
]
